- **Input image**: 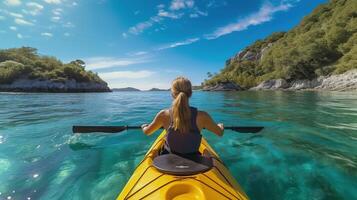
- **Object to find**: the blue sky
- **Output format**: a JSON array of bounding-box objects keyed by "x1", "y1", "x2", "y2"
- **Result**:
[{"x1": 0, "y1": 0, "x2": 327, "y2": 89}]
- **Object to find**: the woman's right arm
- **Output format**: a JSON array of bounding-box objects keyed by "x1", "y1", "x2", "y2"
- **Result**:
[
  {"x1": 199, "y1": 111, "x2": 224, "y2": 136},
  {"x1": 141, "y1": 110, "x2": 166, "y2": 135}
]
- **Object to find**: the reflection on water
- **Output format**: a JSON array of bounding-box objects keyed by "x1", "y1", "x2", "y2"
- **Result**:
[{"x1": 0, "y1": 91, "x2": 356, "y2": 200}]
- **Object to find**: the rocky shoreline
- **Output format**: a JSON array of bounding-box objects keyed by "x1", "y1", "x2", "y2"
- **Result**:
[
  {"x1": 203, "y1": 82, "x2": 242, "y2": 91},
  {"x1": 1, "y1": 70, "x2": 355, "y2": 93},
  {"x1": 203, "y1": 69, "x2": 357, "y2": 92},
  {"x1": 0, "y1": 78, "x2": 111, "y2": 92},
  {"x1": 251, "y1": 69, "x2": 357, "y2": 91}
]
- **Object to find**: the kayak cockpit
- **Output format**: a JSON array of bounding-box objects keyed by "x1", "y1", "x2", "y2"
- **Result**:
[
  {"x1": 117, "y1": 131, "x2": 249, "y2": 200},
  {"x1": 153, "y1": 154, "x2": 213, "y2": 176}
]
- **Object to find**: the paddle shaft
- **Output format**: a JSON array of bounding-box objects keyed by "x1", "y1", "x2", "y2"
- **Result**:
[{"x1": 72, "y1": 125, "x2": 263, "y2": 134}]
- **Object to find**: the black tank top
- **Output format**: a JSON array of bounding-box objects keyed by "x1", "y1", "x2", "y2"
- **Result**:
[{"x1": 164, "y1": 107, "x2": 202, "y2": 154}]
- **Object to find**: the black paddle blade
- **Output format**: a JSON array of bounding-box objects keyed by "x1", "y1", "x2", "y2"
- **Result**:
[
  {"x1": 225, "y1": 126, "x2": 264, "y2": 133},
  {"x1": 72, "y1": 126, "x2": 129, "y2": 133}
]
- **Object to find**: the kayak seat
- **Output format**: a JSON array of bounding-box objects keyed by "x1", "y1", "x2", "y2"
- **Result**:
[{"x1": 153, "y1": 153, "x2": 213, "y2": 176}]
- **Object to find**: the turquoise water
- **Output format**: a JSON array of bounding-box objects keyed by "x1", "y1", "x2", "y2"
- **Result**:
[{"x1": 0, "y1": 91, "x2": 356, "y2": 200}]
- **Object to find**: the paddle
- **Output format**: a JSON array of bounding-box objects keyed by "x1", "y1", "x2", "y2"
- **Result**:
[{"x1": 72, "y1": 125, "x2": 264, "y2": 134}]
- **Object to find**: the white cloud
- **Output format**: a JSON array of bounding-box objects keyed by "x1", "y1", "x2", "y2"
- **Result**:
[
  {"x1": 127, "y1": 0, "x2": 205, "y2": 36},
  {"x1": 9, "y1": 26, "x2": 17, "y2": 31},
  {"x1": 158, "y1": 9, "x2": 183, "y2": 19},
  {"x1": 64, "y1": 32, "x2": 70, "y2": 36},
  {"x1": 127, "y1": 51, "x2": 148, "y2": 56},
  {"x1": 189, "y1": 13, "x2": 198, "y2": 18},
  {"x1": 14, "y1": 18, "x2": 34, "y2": 26},
  {"x1": 170, "y1": 0, "x2": 194, "y2": 11},
  {"x1": 3, "y1": 0, "x2": 21, "y2": 6},
  {"x1": 51, "y1": 16, "x2": 61, "y2": 22},
  {"x1": 158, "y1": 37, "x2": 200, "y2": 50},
  {"x1": 17, "y1": 33, "x2": 23, "y2": 38},
  {"x1": 157, "y1": 4, "x2": 165, "y2": 9},
  {"x1": 132, "y1": 51, "x2": 148, "y2": 56},
  {"x1": 85, "y1": 57, "x2": 149, "y2": 70},
  {"x1": 189, "y1": 9, "x2": 207, "y2": 18},
  {"x1": 129, "y1": 21, "x2": 152, "y2": 35},
  {"x1": 170, "y1": 0, "x2": 185, "y2": 10},
  {"x1": 128, "y1": 16, "x2": 161, "y2": 35},
  {"x1": 99, "y1": 70, "x2": 155, "y2": 80},
  {"x1": 205, "y1": 3, "x2": 291, "y2": 40},
  {"x1": 63, "y1": 22, "x2": 75, "y2": 28},
  {"x1": 122, "y1": 32, "x2": 127, "y2": 38},
  {"x1": 0, "y1": 15, "x2": 5, "y2": 20},
  {"x1": 24, "y1": 2, "x2": 44, "y2": 16},
  {"x1": 186, "y1": 0, "x2": 194, "y2": 8},
  {"x1": 72, "y1": 1, "x2": 77, "y2": 6},
  {"x1": 50, "y1": 8, "x2": 62, "y2": 22},
  {"x1": 41, "y1": 32, "x2": 53, "y2": 37},
  {"x1": 127, "y1": 6, "x2": 185, "y2": 35},
  {"x1": 9, "y1": 12, "x2": 23, "y2": 18},
  {"x1": 52, "y1": 8, "x2": 63, "y2": 15},
  {"x1": 43, "y1": 0, "x2": 61, "y2": 4}
]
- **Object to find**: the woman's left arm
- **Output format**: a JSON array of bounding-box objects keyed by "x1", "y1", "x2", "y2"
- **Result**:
[{"x1": 141, "y1": 110, "x2": 166, "y2": 135}]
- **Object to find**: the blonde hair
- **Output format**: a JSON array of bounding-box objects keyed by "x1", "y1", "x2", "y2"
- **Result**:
[{"x1": 171, "y1": 77, "x2": 192, "y2": 133}]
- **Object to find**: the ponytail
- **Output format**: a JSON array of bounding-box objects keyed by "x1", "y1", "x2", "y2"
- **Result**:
[
  {"x1": 172, "y1": 92, "x2": 191, "y2": 133},
  {"x1": 171, "y1": 77, "x2": 193, "y2": 133}
]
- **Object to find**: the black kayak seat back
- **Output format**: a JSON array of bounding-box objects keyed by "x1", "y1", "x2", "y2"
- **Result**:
[{"x1": 153, "y1": 154, "x2": 213, "y2": 176}]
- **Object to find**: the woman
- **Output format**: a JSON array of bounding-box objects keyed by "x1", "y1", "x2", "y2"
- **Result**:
[{"x1": 141, "y1": 77, "x2": 224, "y2": 155}]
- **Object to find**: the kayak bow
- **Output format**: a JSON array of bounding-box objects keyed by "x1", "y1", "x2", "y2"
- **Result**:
[{"x1": 117, "y1": 131, "x2": 249, "y2": 200}]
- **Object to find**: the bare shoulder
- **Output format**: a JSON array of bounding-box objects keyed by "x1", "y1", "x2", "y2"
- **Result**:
[
  {"x1": 197, "y1": 110, "x2": 209, "y2": 117},
  {"x1": 157, "y1": 109, "x2": 170, "y2": 129},
  {"x1": 157, "y1": 109, "x2": 169, "y2": 118},
  {"x1": 197, "y1": 110, "x2": 210, "y2": 121},
  {"x1": 196, "y1": 110, "x2": 210, "y2": 130}
]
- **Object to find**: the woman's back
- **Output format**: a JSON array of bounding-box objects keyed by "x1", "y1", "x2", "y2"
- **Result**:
[
  {"x1": 141, "y1": 77, "x2": 224, "y2": 155},
  {"x1": 165, "y1": 107, "x2": 201, "y2": 154}
]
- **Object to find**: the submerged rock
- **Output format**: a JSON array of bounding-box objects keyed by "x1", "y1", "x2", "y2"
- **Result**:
[{"x1": 203, "y1": 82, "x2": 242, "y2": 91}]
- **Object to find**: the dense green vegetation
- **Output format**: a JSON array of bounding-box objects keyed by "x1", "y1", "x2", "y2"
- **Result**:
[
  {"x1": 205, "y1": 0, "x2": 357, "y2": 88},
  {"x1": 0, "y1": 47, "x2": 106, "y2": 84}
]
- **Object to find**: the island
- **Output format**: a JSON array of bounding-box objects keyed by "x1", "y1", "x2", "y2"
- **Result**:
[
  {"x1": 0, "y1": 47, "x2": 110, "y2": 92},
  {"x1": 204, "y1": 0, "x2": 357, "y2": 91},
  {"x1": 147, "y1": 88, "x2": 170, "y2": 91},
  {"x1": 112, "y1": 87, "x2": 141, "y2": 92}
]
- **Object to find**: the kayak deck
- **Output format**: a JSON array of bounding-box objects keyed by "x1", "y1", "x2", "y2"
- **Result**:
[{"x1": 117, "y1": 131, "x2": 248, "y2": 200}]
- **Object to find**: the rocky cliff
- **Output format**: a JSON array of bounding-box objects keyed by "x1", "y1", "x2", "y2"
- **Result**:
[
  {"x1": 0, "y1": 47, "x2": 110, "y2": 92},
  {"x1": 204, "y1": 0, "x2": 357, "y2": 91},
  {"x1": 225, "y1": 42, "x2": 274, "y2": 66}
]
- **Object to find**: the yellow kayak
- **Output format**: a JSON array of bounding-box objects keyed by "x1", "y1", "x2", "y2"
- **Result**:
[{"x1": 117, "y1": 131, "x2": 249, "y2": 200}]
